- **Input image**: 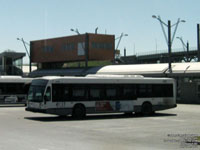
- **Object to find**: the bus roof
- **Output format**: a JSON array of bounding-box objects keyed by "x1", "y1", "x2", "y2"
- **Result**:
[
  {"x1": 34, "y1": 75, "x2": 175, "y2": 84},
  {"x1": 0, "y1": 76, "x2": 33, "y2": 83}
]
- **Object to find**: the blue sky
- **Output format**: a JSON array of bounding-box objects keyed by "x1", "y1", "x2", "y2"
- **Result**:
[{"x1": 0, "y1": 0, "x2": 200, "y2": 63}]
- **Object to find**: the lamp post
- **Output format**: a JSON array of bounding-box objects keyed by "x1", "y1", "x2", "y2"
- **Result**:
[
  {"x1": 70, "y1": 28, "x2": 80, "y2": 35},
  {"x1": 152, "y1": 15, "x2": 185, "y2": 73},
  {"x1": 17, "y1": 38, "x2": 31, "y2": 73},
  {"x1": 176, "y1": 37, "x2": 189, "y2": 62},
  {"x1": 115, "y1": 33, "x2": 128, "y2": 62},
  {"x1": 70, "y1": 28, "x2": 88, "y2": 68},
  {"x1": 197, "y1": 24, "x2": 200, "y2": 61},
  {"x1": 17, "y1": 38, "x2": 30, "y2": 58},
  {"x1": 115, "y1": 33, "x2": 128, "y2": 50}
]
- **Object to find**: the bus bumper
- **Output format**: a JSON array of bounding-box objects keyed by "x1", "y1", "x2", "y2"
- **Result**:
[
  {"x1": 25, "y1": 107, "x2": 72, "y2": 116},
  {"x1": 25, "y1": 107, "x2": 46, "y2": 113}
]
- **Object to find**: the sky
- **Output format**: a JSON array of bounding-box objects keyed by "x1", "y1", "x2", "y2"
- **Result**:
[{"x1": 0, "y1": 0, "x2": 200, "y2": 63}]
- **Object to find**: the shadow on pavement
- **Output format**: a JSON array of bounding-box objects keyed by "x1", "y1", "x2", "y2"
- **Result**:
[{"x1": 24, "y1": 112, "x2": 177, "y2": 122}]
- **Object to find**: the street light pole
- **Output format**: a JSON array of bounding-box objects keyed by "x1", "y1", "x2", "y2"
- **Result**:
[
  {"x1": 70, "y1": 28, "x2": 80, "y2": 35},
  {"x1": 17, "y1": 38, "x2": 31, "y2": 73},
  {"x1": 152, "y1": 15, "x2": 185, "y2": 73},
  {"x1": 115, "y1": 33, "x2": 128, "y2": 50},
  {"x1": 115, "y1": 33, "x2": 128, "y2": 63},
  {"x1": 197, "y1": 24, "x2": 200, "y2": 61},
  {"x1": 187, "y1": 41, "x2": 189, "y2": 62},
  {"x1": 168, "y1": 20, "x2": 172, "y2": 72},
  {"x1": 176, "y1": 37, "x2": 190, "y2": 62},
  {"x1": 17, "y1": 38, "x2": 30, "y2": 58}
]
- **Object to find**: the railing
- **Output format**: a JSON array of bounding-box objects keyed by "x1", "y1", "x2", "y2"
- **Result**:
[{"x1": 135, "y1": 47, "x2": 197, "y2": 57}]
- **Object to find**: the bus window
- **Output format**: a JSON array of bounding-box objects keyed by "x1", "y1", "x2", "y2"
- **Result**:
[
  {"x1": 72, "y1": 86, "x2": 86, "y2": 101},
  {"x1": 90, "y1": 89, "x2": 101, "y2": 100},
  {"x1": 122, "y1": 84, "x2": 136, "y2": 100},
  {"x1": 105, "y1": 85, "x2": 117, "y2": 100},
  {"x1": 28, "y1": 86, "x2": 44, "y2": 102},
  {"x1": 88, "y1": 84, "x2": 104, "y2": 101},
  {"x1": 153, "y1": 84, "x2": 173, "y2": 97},
  {"x1": 137, "y1": 84, "x2": 153, "y2": 98},
  {"x1": 52, "y1": 84, "x2": 70, "y2": 102},
  {"x1": 163, "y1": 84, "x2": 173, "y2": 97},
  {"x1": 28, "y1": 86, "x2": 33, "y2": 101},
  {"x1": 44, "y1": 87, "x2": 51, "y2": 101}
]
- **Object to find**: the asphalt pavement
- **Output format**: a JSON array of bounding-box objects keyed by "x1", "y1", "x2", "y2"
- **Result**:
[{"x1": 0, "y1": 104, "x2": 199, "y2": 150}]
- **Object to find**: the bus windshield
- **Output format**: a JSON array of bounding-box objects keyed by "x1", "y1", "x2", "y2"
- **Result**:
[{"x1": 27, "y1": 79, "x2": 48, "y2": 102}]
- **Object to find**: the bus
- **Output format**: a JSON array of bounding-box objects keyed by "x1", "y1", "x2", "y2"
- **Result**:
[
  {"x1": 25, "y1": 75, "x2": 177, "y2": 118},
  {"x1": 0, "y1": 76, "x2": 32, "y2": 104}
]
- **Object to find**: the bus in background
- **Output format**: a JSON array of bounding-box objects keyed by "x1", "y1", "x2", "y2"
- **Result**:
[
  {"x1": 0, "y1": 76, "x2": 32, "y2": 104},
  {"x1": 26, "y1": 75, "x2": 177, "y2": 118}
]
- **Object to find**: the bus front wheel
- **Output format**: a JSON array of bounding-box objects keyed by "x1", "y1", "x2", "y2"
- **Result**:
[
  {"x1": 72, "y1": 104, "x2": 86, "y2": 119},
  {"x1": 141, "y1": 102, "x2": 153, "y2": 116}
]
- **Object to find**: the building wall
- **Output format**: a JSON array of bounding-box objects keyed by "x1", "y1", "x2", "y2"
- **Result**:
[
  {"x1": 30, "y1": 33, "x2": 114, "y2": 63},
  {"x1": 179, "y1": 80, "x2": 200, "y2": 104},
  {"x1": 88, "y1": 34, "x2": 114, "y2": 60},
  {"x1": 30, "y1": 35, "x2": 85, "y2": 63}
]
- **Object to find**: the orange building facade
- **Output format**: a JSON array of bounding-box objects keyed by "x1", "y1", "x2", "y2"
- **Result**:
[{"x1": 30, "y1": 33, "x2": 115, "y2": 65}]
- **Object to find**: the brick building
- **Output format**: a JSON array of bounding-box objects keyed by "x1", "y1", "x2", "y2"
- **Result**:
[{"x1": 30, "y1": 33, "x2": 115, "y2": 69}]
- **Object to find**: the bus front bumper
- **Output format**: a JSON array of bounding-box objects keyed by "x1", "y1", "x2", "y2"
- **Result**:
[
  {"x1": 25, "y1": 107, "x2": 72, "y2": 116},
  {"x1": 25, "y1": 107, "x2": 46, "y2": 113}
]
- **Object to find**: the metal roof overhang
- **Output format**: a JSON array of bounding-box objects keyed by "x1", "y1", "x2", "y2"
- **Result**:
[{"x1": 0, "y1": 52, "x2": 26, "y2": 60}]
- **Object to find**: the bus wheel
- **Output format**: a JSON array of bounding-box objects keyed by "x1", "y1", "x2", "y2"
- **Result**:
[
  {"x1": 141, "y1": 102, "x2": 153, "y2": 116},
  {"x1": 72, "y1": 104, "x2": 86, "y2": 119}
]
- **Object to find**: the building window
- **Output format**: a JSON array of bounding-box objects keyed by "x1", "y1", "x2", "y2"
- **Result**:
[
  {"x1": 91, "y1": 42, "x2": 112, "y2": 50},
  {"x1": 62, "y1": 43, "x2": 75, "y2": 51},
  {"x1": 78, "y1": 42, "x2": 85, "y2": 56},
  {"x1": 43, "y1": 46, "x2": 53, "y2": 52}
]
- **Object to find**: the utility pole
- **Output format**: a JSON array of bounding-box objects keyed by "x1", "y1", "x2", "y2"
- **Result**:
[
  {"x1": 176, "y1": 37, "x2": 190, "y2": 62},
  {"x1": 17, "y1": 38, "x2": 31, "y2": 73},
  {"x1": 124, "y1": 47, "x2": 126, "y2": 57},
  {"x1": 85, "y1": 33, "x2": 89, "y2": 68},
  {"x1": 186, "y1": 41, "x2": 189, "y2": 62},
  {"x1": 152, "y1": 15, "x2": 185, "y2": 73},
  {"x1": 168, "y1": 20, "x2": 172, "y2": 73},
  {"x1": 197, "y1": 24, "x2": 200, "y2": 61}
]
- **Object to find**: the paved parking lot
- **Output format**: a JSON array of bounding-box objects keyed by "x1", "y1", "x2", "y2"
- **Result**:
[{"x1": 0, "y1": 104, "x2": 200, "y2": 150}]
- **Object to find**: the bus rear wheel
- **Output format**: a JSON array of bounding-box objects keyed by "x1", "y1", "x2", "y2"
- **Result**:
[
  {"x1": 72, "y1": 104, "x2": 86, "y2": 119},
  {"x1": 141, "y1": 102, "x2": 153, "y2": 116}
]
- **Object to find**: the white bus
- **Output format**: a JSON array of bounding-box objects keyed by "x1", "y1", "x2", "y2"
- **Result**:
[
  {"x1": 0, "y1": 76, "x2": 32, "y2": 104},
  {"x1": 26, "y1": 75, "x2": 177, "y2": 118}
]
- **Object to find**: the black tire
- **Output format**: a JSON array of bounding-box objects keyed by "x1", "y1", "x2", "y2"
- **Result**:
[
  {"x1": 72, "y1": 104, "x2": 86, "y2": 119},
  {"x1": 141, "y1": 102, "x2": 153, "y2": 116}
]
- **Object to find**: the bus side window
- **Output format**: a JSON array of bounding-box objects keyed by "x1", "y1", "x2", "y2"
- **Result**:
[
  {"x1": 122, "y1": 84, "x2": 137, "y2": 100},
  {"x1": 153, "y1": 84, "x2": 173, "y2": 97},
  {"x1": 52, "y1": 84, "x2": 70, "y2": 102},
  {"x1": 163, "y1": 84, "x2": 173, "y2": 97},
  {"x1": 105, "y1": 85, "x2": 117, "y2": 100},
  {"x1": 138, "y1": 84, "x2": 153, "y2": 98},
  {"x1": 72, "y1": 86, "x2": 86, "y2": 101},
  {"x1": 44, "y1": 87, "x2": 51, "y2": 101},
  {"x1": 89, "y1": 84, "x2": 104, "y2": 101}
]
